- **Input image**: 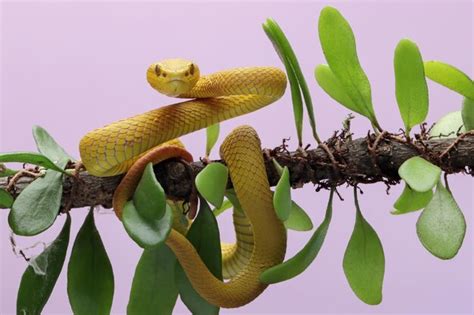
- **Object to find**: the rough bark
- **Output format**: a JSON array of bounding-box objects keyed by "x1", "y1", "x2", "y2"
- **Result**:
[{"x1": 1, "y1": 133, "x2": 473, "y2": 210}]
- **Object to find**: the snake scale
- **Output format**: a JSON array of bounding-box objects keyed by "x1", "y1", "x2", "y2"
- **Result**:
[{"x1": 79, "y1": 59, "x2": 288, "y2": 307}]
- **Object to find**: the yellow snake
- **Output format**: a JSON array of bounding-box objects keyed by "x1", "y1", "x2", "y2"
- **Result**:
[{"x1": 79, "y1": 59, "x2": 287, "y2": 307}]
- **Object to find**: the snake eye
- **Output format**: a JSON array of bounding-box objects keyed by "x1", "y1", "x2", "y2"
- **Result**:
[
  {"x1": 154, "y1": 64, "x2": 162, "y2": 77},
  {"x1": 189, "y1": 63, "x2": 195, "y2": 75}
]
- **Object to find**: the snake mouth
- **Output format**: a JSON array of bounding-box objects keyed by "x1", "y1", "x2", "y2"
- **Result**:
[
  {"x1": 168, "y1": 78, "x2": 185, "y2": 83},
  {"x1": 164, "y1": 79, "x2": 188, "y2": 96}
]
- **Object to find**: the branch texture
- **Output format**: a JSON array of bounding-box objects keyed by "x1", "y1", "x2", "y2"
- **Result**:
[{"x1": 1, "y1": 133, "x2": 473, "y2": 210}]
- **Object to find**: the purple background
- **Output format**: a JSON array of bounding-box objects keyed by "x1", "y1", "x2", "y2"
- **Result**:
[{"x1": 1, "y1": 1, "x2": 472, "y2": 314}]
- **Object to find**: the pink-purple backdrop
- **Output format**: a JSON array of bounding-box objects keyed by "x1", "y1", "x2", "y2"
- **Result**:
[{"x1": 1, "y1": 1, "x2": 472, "y2": 314}]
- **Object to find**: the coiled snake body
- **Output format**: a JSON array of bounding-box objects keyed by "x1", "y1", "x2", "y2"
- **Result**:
[{"x1": 79, "y1": 59, "x2": 288, "y2": 307}]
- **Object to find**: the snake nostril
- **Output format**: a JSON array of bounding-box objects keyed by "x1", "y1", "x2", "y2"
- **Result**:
[
  {"x1": 185, "y1": 72, "x2": 189, "y2": 76},
  {"x1": 162, "y1": 72, "x2": 167, "y2": 77}
]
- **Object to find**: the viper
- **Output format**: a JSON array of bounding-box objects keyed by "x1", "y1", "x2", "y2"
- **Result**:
[{"x1": 79, "y1": 59, "x2": 288, "y2": 308}]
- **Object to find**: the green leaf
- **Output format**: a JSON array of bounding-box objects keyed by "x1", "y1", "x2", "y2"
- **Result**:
[
  {"x1": 416, "y1": 181, "x2": 466, "y2": 259},
  {"x1": 260, "y1": 189, "x2": 333, "y2": 284},
  {"x1": 271, "y1": 19, "x2": 319, "y2": 144},
  {"x1": 263, "y1": 20, "x2": 303, "y2": 145},
  {"x1": 314, "y1": 64, "x2": 365, "y2": 116},
  {"x1": 195, "y1": 163, "x2": 228, "y2": 208},
  {"x1": 32, "y1": 125, "x2": 72, "y2": 168},
  {"x1": 206, "y1": 123, "x2": 220, "y2": 156},
  {"x1": 343, "y1": 189, "x2": 385, "y2": 305},
  {"x1": 134, "y1": 163, "x2": 166, "y2": 220},
  {"x1": 430, "y1": 111, "x2": 466, "y2": 138},
  {"x1": 123, "y1": 201, "x2": 173, "y2": 249},
  {"x1": 0, "y1": 152, "x2": 66, "y2": 174},
  {"x1": 263, "y1": 18, "x2": 320, "y2": 144},
  {"x1": 394, "y1": 39, "x2": 429, "y2": 134},
  {"x1": 271, "y1": 158, "x2": 284, "y2": 176},
  {"x1": 176, "y1": 198, "x2": 222, "y2": 315},
  {"x1": 284, "y1": 201, "x2": 314, "y2": 231},
  {"x1": 0, "y1": 189, "x2": 14, "y2": 208},
  {"x1": 318, "y1": 6, "x2": 380, "y2": 129},
  {"x1": 68, "y1": 209, "x2": 114, "y2": 315},
  {"x1": 212, "y1": 199, "x2": 232, "y2": 217},
  {"x1": 224, "y1": 189, "x2": 242, "y2": 211},
  {"x1": 273, "y1": 166, "x2": 292, "y2": 221},
  {"x1": 128, "y1": 245, "x2": 178, "y2": 315},
  {"x1": 424, "y1": 61, "x2": 474, "y2": 100},
  {"x1": 391, "y1": 184, "x2": 433, "y2": 215},
  {"x1": 9, "y1": 170, "x2": 63, "y2": 236},
  {"x1": 461, "y1": 97, "x2": 474, "y2": 130},
  {"x1": 17, "y1": 214, "x2": 71, "y2": 315},
  {"x1": 398, "y1": 156, "x2": 441, "y2": 192}
]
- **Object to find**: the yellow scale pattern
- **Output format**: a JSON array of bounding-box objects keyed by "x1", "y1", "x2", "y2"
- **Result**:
[
  {"x1": 166, "y1": 126, "x2": 287, "y2": 308},
  {"x1": 79, "y1": 65, "x2": 287, "y2": 308},
  {"x1": 80, "y1": 67, "x2": 286, "y2": 177}
]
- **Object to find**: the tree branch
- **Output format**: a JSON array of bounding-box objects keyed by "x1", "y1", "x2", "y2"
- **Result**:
[{"x1": 1, "y1": 132, "x2": 473, "y2": 210}]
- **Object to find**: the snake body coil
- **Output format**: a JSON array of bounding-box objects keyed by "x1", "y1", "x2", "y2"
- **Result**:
[{"x1": 79, "y1": 59, "x2": 288, "y2": 307}]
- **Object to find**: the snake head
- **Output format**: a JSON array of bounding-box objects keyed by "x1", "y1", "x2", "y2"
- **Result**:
[{"x1": 147, "y1": 59, "x2": 200, "y2": 97}]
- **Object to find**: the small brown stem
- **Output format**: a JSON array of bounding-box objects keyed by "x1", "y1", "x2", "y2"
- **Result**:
[
  {"x1": 367, "y1": 130, "x2": 389, "y2": 174},
  {"x1": 7, "y1": 170, "x2": 42, "y2": 191},
  {"x1": 439, "y1": 131, "x2": 474, "y2": 160}
]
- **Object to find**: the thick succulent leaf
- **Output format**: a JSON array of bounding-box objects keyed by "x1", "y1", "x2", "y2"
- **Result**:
[
  {"x1": 318, "y1": 6, "x2": 379, "y2": 127},
  {"x1": 32, "y1": 125, "x2": 72, "y2": 168},
  {"x1": 0, "y1": 152, "x2": 66, "y2": 174},
  {"x1": 263, "y1": 18, "x2": 320, "y2": 144},
  {"x1": 9, "y1": 170, "x2": 63, "y2": 236},
  {"x1": 272, "y1": 158, "x2": 284, "y2": 176},
  {"x1": 261, "y1": 189, "x2": 333, "y2": 284},
  {"x1": 206, "y1": 124, "x2": 220, "y2": 156},
  {"x1": 461, "y1": 97, "x2": 474, "y2": 130},
  {"x1": 394, "y1": 39, "x2": 429, "y2": 133},
  {"x1": 128, "y1": 245, "x2": 178, "y2": 315},
  {"x1": 17, "y1": 214, "x2": 71, "y2": 315},
  {"x1": 273, "y1": 166, "x2": 292, "y2": 221},
  {"x1": 343, "y1": 189, "x2": 385, "y2": 305},
  {"x1": 391, "y1": 184, "x2": 433, "y2": 215},
  {"x1": 263, "y1": 19, "x2": 304, "y2": 145},
  {"x1": 315, "y1": 64, "x2": 366, "y2": 116},
  {"x1": 224, "y1": 189, "x2": 242, "y2": 211},
  {"x1": 212, "y1": 199, "x2": 232, "y2": 217},
  {"x1": 175, "y1": 199, "x2": 222, "y2": 314},
  {"x1": 398, "y1": 156, "x2": 441, "y2": 192},
  {"x1": 416, "y1": 181, "x2": 466, "y2": 259},
  {"x1": 122, "y1": 201, "x2": 173, "y2": 249},
  {"x1": 0, "y1": 188, "x2": 14, "y2": 208},
  {"x1": 195, "y1": 163, "x2": 228, "y2": 208},
  {"x1": 284, "y1": 201, "x2": 314, "y2": 231},
  {"x1": 424, "y1": 61, "x2": 474, "y2": 100},
  {"x1": 430, "y1": 111, "x2": 465, "y2": 138},
  {"x1": 67, "y1": 209, "x2": 114, "y2": 315},
  {"x1": 133, "y1": 163, "x2": 166, "y2": 220}
]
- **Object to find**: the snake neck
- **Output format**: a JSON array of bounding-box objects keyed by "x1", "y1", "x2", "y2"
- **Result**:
[{"x1": 178, "y1": 67, "x2": 287, "y2": 99}]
